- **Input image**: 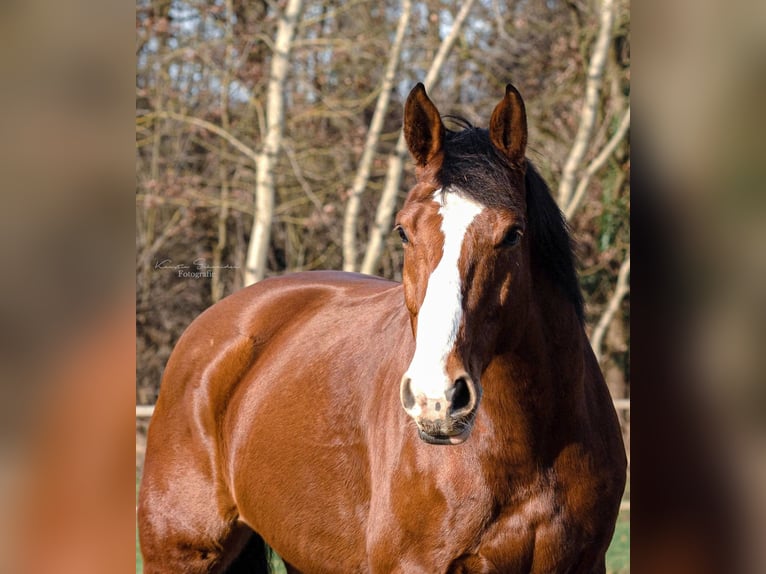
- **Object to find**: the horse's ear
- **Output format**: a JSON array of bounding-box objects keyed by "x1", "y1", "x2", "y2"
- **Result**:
[
  {"x1": 404, "y1": 83, "x2": 445, "y2": 167},
  {"x1": 489, "y1": 84, "x2": 527, "y2": 165}
]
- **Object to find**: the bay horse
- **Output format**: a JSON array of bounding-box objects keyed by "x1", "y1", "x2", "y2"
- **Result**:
[{"x1": 138, "y1": 83, "x2": 626, "y2": 573}]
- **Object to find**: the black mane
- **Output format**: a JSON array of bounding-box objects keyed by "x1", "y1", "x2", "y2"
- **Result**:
[
  {"x1": 524, "y1": 162, "x2": 585, "y2": 323},
  {"x1": 438, "y1": 121, "x2": 585, "y2": 323}
]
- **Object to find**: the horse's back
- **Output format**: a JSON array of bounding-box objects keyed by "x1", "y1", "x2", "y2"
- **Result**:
[
  {"x1": 148, "y1": 270, "x2": 401, "y2": 418},
  {"x1": 139, "y1": 271, "x2": 408, "y2": 573}
]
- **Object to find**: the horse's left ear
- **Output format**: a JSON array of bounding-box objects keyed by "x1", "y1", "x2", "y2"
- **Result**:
[{"x1": 489, "y1": 84, "x2": 527, "y2": 166}]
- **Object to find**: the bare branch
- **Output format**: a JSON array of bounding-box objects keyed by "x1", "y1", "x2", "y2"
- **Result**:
[
  {"x1": 284, "y1": 143, "x2": 324, "y2": 212},
  {"x1": 211, "y1": 0, "x2": 236, "y2": 304},
  {"x1": 342, "y1": 0, "x2": 412, "y2": 272},
  {"x1": 361, "y1": 0, "x2": 478, "y2": 275},
  {"x1": 558, "y1": 0, "x2": 617, "y2": 209},
  {"x1": 145, "y1": 110, "x2": 259, "y2": 164},
  {"x1": 591, "y1": 252, "x2": 630, "y2": 364},
  {"x1": 136, "y1": 208, "x2": 186, "y2": 271},
  {"x1": 564, "y1": 105, "x2": 630, "y2": 220}
]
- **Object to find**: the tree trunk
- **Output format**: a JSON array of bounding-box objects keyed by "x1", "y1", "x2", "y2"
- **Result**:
[
  {"x1": 591, "y1": 252, "x2": 630, "y2": 364},
  {"x1": 558, "y1": 0, "x2": 616, "y2": 210},
  {"x1": 563, "y1": 106, "x2": 630, "y2": 221},
  {"x1": 342, "y1": 0, "x2": 412, "y2": 272},
  {"x1": 361, "y1": 0, "x2": 477, "y2": 276},
  {"x1": 244, "y1": 0, "x2": 304, "y2": 286}
]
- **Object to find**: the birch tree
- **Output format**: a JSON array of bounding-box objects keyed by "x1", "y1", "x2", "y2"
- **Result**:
[
  {"x1": 552, "y1": 0, "x2": 629, "y2": 385},
  {"x1": 342, "y1": 0, "x2": 412, "y2": 272},
  {"x1": 590, "y1": 252, "x2": 630, "y2": 365},
  {"x1": 361, "y1": 0, "x2": 477, "y2": 275},
  {"x1": 558, "y1": 0, "x2": 618, "y2": 212},
  {"x1": 563, "y1": 106, "x2": 630, "y2": 221},
  {"x1": 244, "y1": 0, "x2": 304, "y2": 286}
]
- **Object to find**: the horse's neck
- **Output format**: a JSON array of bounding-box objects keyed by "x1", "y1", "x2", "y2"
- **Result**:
[{"x1": 483, "y1": 286, "x2": 589, "y2": 471}]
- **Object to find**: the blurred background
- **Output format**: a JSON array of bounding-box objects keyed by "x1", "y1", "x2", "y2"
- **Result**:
[{"x1": 0, "y1": 0, "x2": 763, "y2": 572}]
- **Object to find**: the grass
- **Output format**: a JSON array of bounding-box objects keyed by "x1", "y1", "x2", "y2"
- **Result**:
[
  {"x1": 606, "y1": 513, "x2": 630, "y2": 573},
  {"x1": 136, "y1": 472, "x2": 144, "y2": 573},
  {"x1": 136, "y1": 522, "x2": 143, "y2": 573},
  {"x1": 268, "y1": 547, "x2": 287, "y2": 573}
]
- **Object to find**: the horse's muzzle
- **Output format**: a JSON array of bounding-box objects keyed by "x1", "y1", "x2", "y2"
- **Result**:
[
  {"x1": 400, "y1": 374, "x2": 481, "y2": 445},
  {"x1": 416, "y1": 413, "x2": 477, "y2": 445}
]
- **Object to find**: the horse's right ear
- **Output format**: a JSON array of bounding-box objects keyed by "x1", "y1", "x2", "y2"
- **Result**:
[{"x1": 404, "y1": 83, "x2": 445, "y2": 167}]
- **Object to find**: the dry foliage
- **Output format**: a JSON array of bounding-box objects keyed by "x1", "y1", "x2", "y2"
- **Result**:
[{"x1": 136, "y1": 0, "x2": 630, "y2": 408}]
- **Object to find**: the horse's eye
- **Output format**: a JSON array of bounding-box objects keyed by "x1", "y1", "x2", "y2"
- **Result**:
[
  {"x1": 395, "y1": 225, "x2": 409, "y2": 244},
  {"x1": 502, "y1": 226, "x2": 523, "y2": 247}
]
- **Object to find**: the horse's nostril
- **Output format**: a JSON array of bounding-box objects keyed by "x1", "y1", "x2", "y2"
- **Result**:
[
  {"x1": 451, "y1": 377, "x2": 472, "y2": 413},
  {"x1": 401, "y1": 377, "x2": 415, "y2": 410}
]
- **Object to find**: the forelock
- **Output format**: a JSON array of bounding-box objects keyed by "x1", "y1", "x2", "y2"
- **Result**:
[{"x1": 437, "y1": 123, "x2": 524, "y2": 212}]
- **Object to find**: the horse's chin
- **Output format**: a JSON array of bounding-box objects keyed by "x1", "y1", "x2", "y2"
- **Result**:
[{"x1": 417, "y1": 425, "x2": 473, "y2": 446}]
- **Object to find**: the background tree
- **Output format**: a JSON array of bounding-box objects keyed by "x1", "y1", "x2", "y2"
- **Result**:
[
  {"x1": 245, "y1": 0, "x2": 304, "y2": 285},
  {"x1": 342, "y1": 0, "x2": 412, "y2": 272}
]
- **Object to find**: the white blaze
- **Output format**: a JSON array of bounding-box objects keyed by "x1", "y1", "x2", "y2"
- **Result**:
[{"x1": 404, "y1": 189, "x2": 484, "y2": 408}]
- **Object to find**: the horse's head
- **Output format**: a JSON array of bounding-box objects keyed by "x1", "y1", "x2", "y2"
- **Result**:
[{"x1": 397, "y1": 83, "x2": 532, "y2": 445}]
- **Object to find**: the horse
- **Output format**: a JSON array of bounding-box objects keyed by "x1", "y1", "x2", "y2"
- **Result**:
[{"x1": 138, "y1": 83, "x2": 627, "y2": 573}]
